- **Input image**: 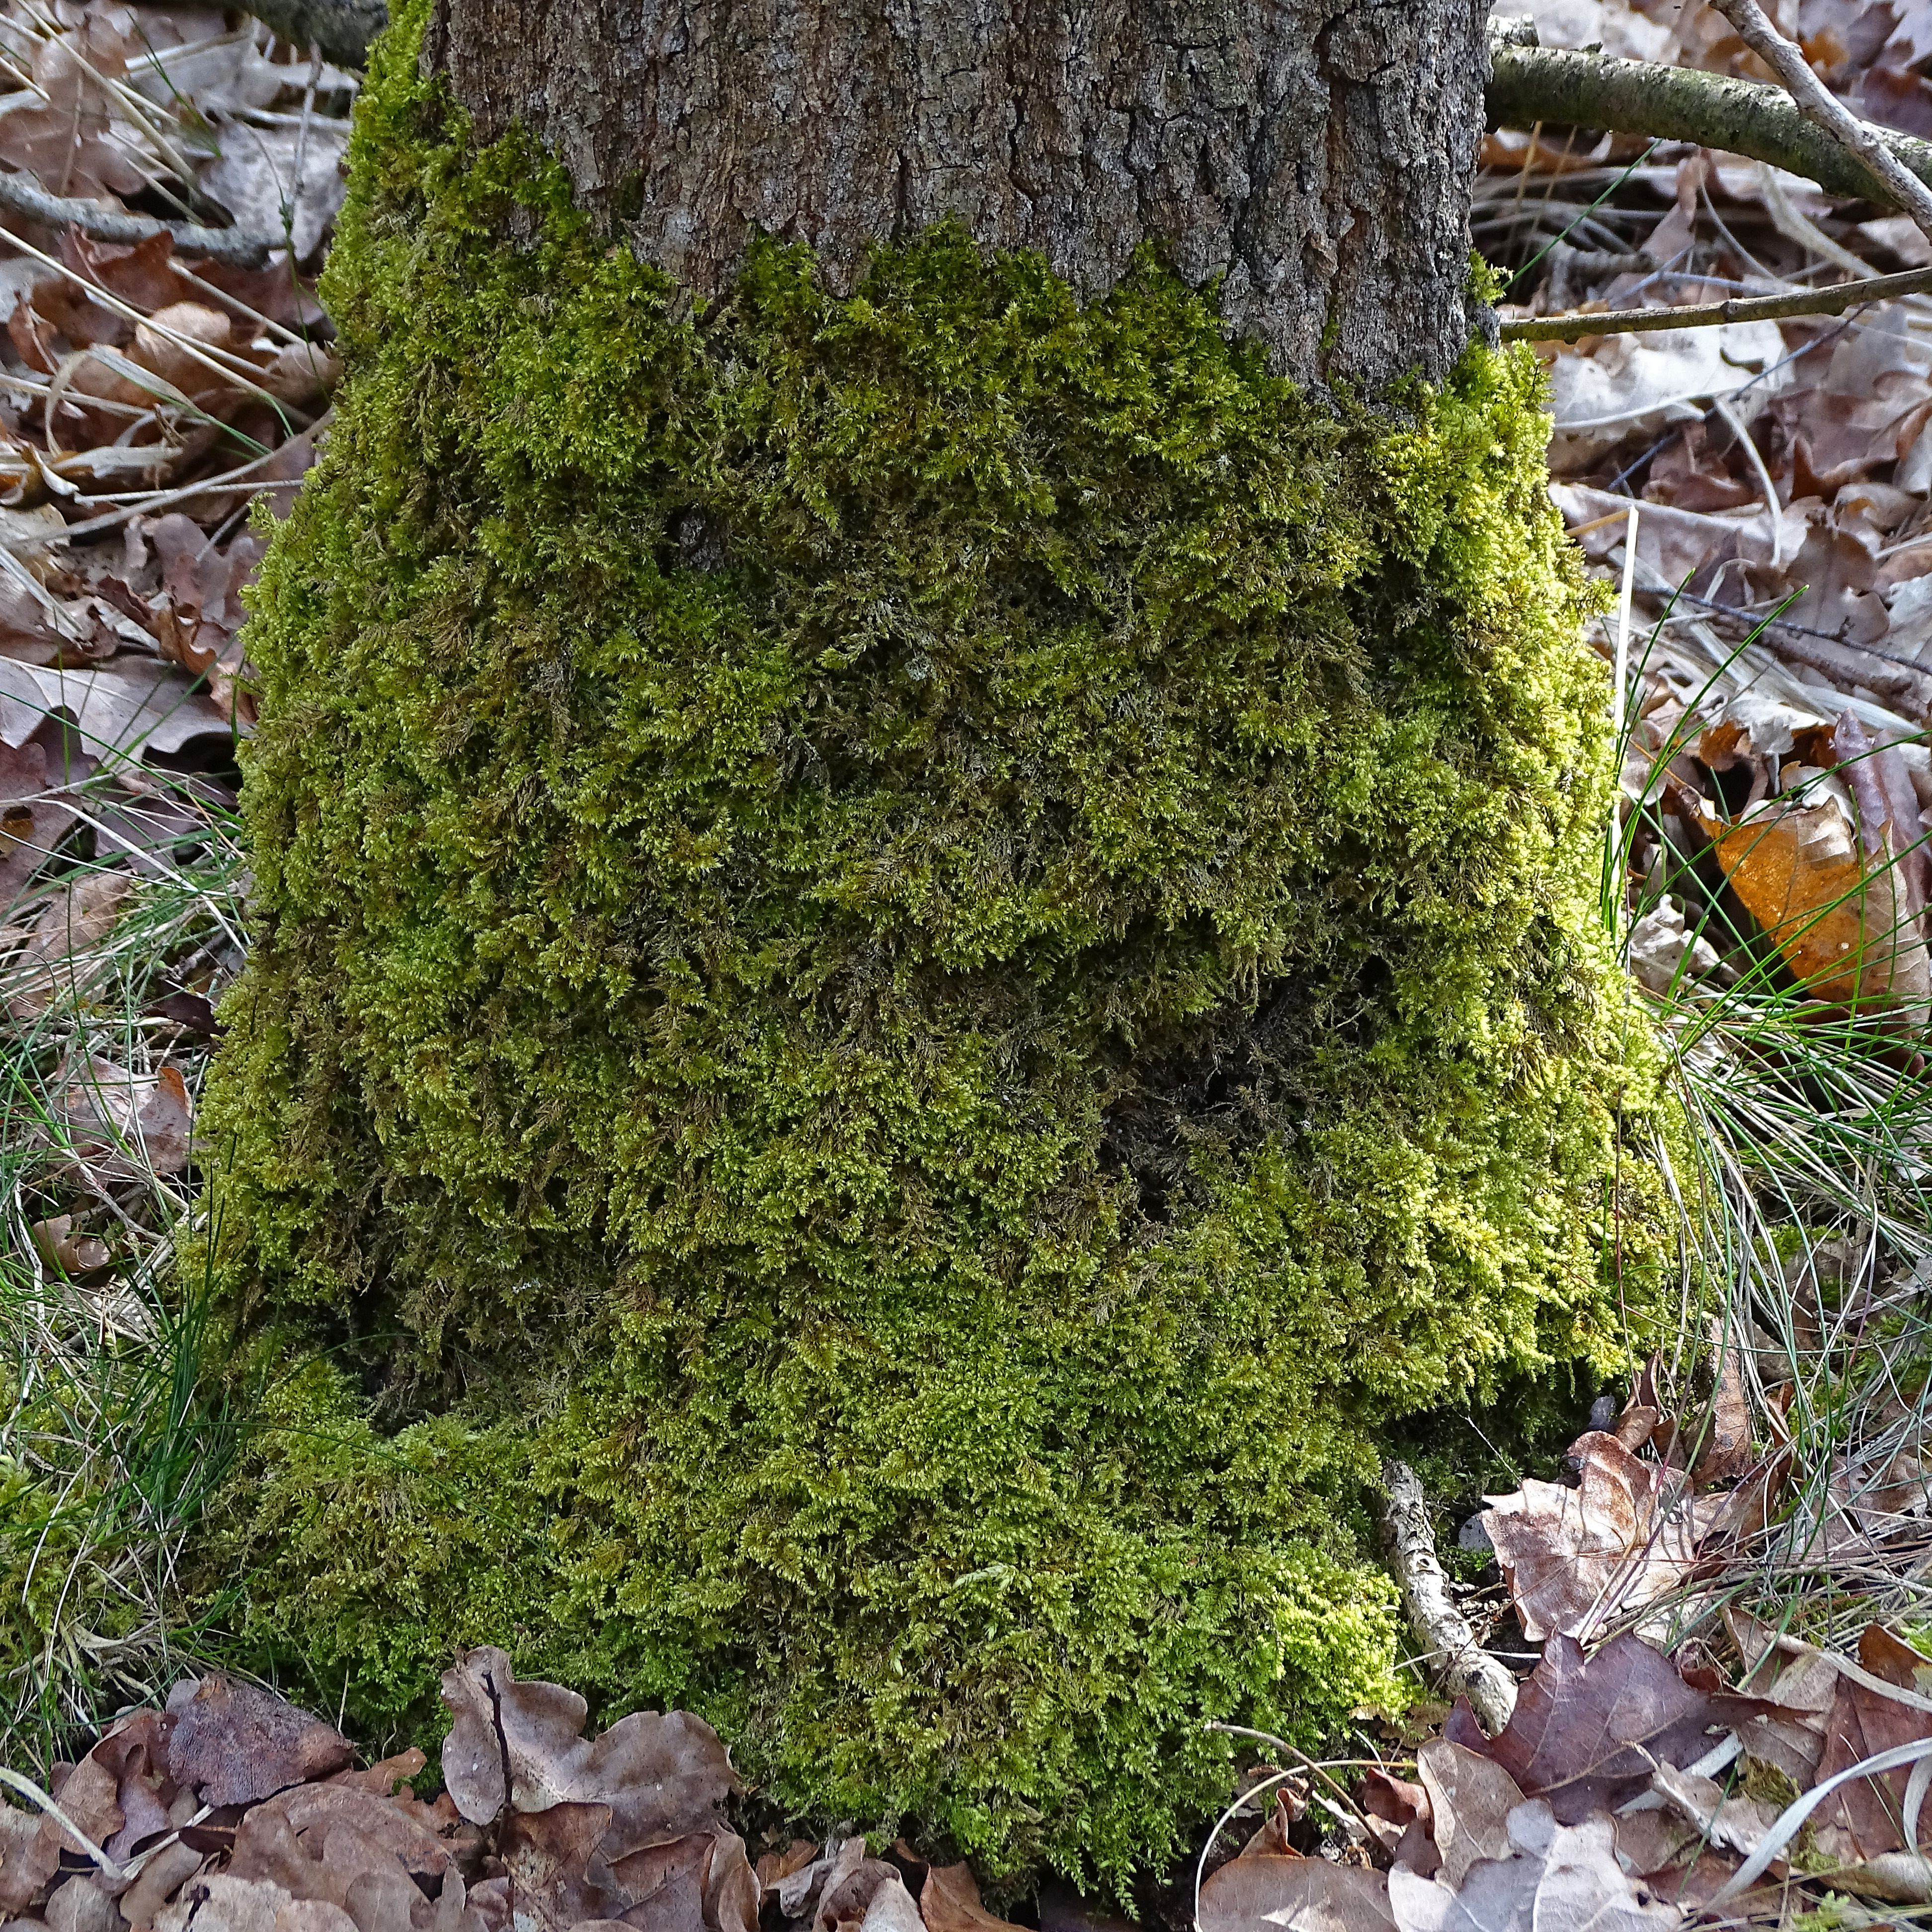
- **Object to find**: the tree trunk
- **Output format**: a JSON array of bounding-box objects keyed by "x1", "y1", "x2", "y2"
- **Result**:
[
  {"x1": 419, "y1": 0, "x2": 1493, "y2": 393},
  {"x1": 201, "y1": 0, "x2": 1666, "y2": 1886}
]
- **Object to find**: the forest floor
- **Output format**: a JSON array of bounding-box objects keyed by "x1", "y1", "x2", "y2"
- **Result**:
[{"x1": 10, "y1": 0, "x2": 1932, "y2": 1926}]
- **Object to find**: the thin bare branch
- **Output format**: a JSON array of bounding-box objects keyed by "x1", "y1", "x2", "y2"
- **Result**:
[
  {"x1": 1500, "y1": 261, "x2": 1932, "y2": 341},
  {"x1": 1708, "y1": 0, "x2": 1932, "y2": 244},
  {"x1": 0, "y1": 168, "x2": 275, "y2": 269},
  {"x1": 1380, "y1": 1459, "x2": 1519, "y2": 1735}
]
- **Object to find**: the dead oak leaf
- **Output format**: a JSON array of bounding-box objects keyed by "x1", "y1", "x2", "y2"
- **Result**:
[
  {"x1": 495, "y1": 1802, "x2": 626, "y2": 1932},
  {"x1": 1479, "y1": 1432, "x2": 1727, "y2": 1641},
  {"x1": 1414, "y1": 1740, "x2": 1522, "y2": 1890},
  {"x1": 1809, "y1": 1636, "x2": 1932, "y2": 1865},
  {"x1": 165, "y1": 1677, "x2": 353, "y2": 1810},
  {"x1": 154, "y1": 1875, "x2": 357, "y2": 1932},
  {"x1": 1386, "y1": 1804, "x2": 1681, "y2": 1932},
  {"x1": 1449, "y1": 1632, "x2": 1739, "y2": 1824},
  {"x1": 605, "y1": 1833, "x2": 708, "y2": 1932},
  {"x1": 0, "y1": 1802, "x2": 60, "y2": 1919},
  {"x1": 54, "y1": 1053, "x2": 192, "y2": 1185},
  {"x1": 918, "y1": 1865, "x2": 1025, "y2": 1932},
  {"x1": 439, "y1": 1648, "x2": 736, "y2": 1856},
  {"x1": 1701, "y1": 786, "x2": 1931, "y2": 1022},
  {"x1": 1196, "y1": 1855, "x2": 1394, "y2": 1932}
]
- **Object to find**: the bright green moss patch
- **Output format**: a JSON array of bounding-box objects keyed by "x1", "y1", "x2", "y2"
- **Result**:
[{"x1": 196, "y1": 0, "x2": 1671, "y2": 1889}]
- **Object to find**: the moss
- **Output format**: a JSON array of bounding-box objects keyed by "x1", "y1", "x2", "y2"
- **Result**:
[{"x1": 196, "y1": 0, "x2": 1674, "y2": 1890}]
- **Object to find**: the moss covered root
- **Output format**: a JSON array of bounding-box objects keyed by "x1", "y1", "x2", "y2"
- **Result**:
[{"x1": 197, "y1": 0, "x2": 1673, "y2": 1889}]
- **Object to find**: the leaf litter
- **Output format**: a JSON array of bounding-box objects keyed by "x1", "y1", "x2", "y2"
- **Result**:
[
  {"x1": 0, "y1": 0, "x2": 346, "y2": 1764},
  {"x1": 0, "y1": 1655, "x2": 1042, "y2": 1932}
]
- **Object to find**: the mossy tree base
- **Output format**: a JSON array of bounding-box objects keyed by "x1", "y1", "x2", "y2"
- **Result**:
[{"x1": 200, "y1": 0, "x2": 1672, "y2": 1889}]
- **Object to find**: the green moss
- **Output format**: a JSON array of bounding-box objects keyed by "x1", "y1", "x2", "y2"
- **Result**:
[{"x1": 196, "y1": 0, "x2": 1674, "y2": 1889}]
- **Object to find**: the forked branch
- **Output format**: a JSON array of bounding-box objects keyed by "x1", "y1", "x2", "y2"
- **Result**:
[{"x1": 1706, "y1": 0, "x2": 1932, "y2": 242}]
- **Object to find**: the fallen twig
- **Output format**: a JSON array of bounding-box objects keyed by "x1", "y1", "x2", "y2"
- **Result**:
[
  {"x1": 1501, "y1": 262, "x2": 1932, "y2": 340},
  {"x1": 1709, "y1": 0, "x2": 1932, "y2": 245},
  {"x1": 1380, "y1": 1459, "x2": 1518, "y2": 1734},
  {"x1": 0, "y1": 169, "x2": 276, "y2": 270}
]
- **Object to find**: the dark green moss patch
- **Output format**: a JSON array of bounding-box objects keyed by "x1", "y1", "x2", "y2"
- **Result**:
[{"x1": 198, "y1": 0, "x2": 1673, "y2": 1891}]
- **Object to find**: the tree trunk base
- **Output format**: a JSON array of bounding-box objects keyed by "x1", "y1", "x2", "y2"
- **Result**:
[{"x1": 197, "y1": 2, "x2": 1673, "y2": 1883}]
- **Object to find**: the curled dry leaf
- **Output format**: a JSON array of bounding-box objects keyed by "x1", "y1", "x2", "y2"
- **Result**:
[
  {"x1": 776, "y1": 1838, "x2": 865, "y2": 1923},
  {"x1": 30, "y1": 1211, "x2": 109, "y2": 1274},
  {"x1": 817, "y1": 1865, "x2": 924, "y2": 1932},
  {"x1": 1479, "y1": 1432, "x2": 1728, "y2": 1641}
]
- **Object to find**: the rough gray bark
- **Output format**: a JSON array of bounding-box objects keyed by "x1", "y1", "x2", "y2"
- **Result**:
[{"x1": 418, "y1": 0, "x2": 1494, "y2": 395}]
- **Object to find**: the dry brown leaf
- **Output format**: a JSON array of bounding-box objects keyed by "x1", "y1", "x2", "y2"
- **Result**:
[
  {"x1": 121, "y1": 1843, "x2": 207, "y2": 1932},
  {"x1": 1385, "y1": 1804, "x2": 1681, "y2": 1932},
  {"x1": 1413, "y1": 1740, "x2": 1522, "y2": 1890},
  {"x1": 253, "y1": 1787, "x2": 453, "y2": 1887},
  {"x1": 776, "y1": 1839, "x2": 865, "y2": 1924},
  {"x1": 917, "y1": 1865, "x2": 1024, "y2": 1932},
  {"x1": 154, "y1": 1874, "x2": 358, "y2": 1932},
  {"x1": 1196, "y1": 1855, "x2": 1394, "y2": 1932},
  {"x1": 166, "y1": 1677, "x2": 353, "y2": 1810},
  {"x1": 1448, "y1": 1633, "x2": 1742, "y2": 1824},
  {"x1": 439, "y1": 1648, "x2": 735, "y2": 1855},
  {"x1": 1702, "y1": 787, "x2": 1931, "y2": 1020},
  {"x1": 605, "y1": 1834, "x2": 709, "y2": 1932},
  {"x1": 702, "y1": 1831, "x2": 759, "y2": 1932},
  {"x1": 30, "y1": 1212, "x2": 109, "y2": 1274},
  {"x1": 1479, "y1": 1431, "x2": 1726, "y2": 1641},
  {"x1": 1238, "y1": 1788, "x2": 1305, "y2": 1859},
  {"x1": 1690, "y1": 1332, "x2": 1753, "y2": 1486},
  {"x1": 0, "y1": 658, "x2": 234, "y2": 762},
  {"x1": 5, "y1": 867, "x2": 131, "y2": 1017},
  {"x1": 53, "y1": 1052, "x2": 192, "y2": 1183},
  {"x1": 0, "y1": 1800, "x2": 63, "y2": 1917},
  {"x1": 1805, "y1": 1633, "x2": 1932, "y2": 1866},
  {"x1": 494, "y1": 1803, "x2": 626, "y2": 1932},
  {"x1": 755, "y1": 1842, "x2": 818, "y2": 1900}
]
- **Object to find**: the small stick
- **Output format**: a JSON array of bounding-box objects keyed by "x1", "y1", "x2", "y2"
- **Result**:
[
  {"x1": 1380, "y1": 1459, "x2": 1518, "y2": 1735},
  {"x1": 1502, "y1": 262, "x2": 1932, "y2": 341},
  {"x1": 1710, "y1": 0, "x2": 1932, "y2": 246},
  {"x1": 0, "y1": 167, "x2": 276, "y2": 267}
]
